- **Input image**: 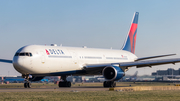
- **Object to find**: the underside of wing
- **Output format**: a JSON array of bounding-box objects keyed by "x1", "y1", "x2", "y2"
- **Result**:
[{"x1": 84, "y1": 63, "x2": 111, "y2": 75}]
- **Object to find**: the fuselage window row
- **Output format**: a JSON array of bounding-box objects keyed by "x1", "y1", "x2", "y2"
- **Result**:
[
  {"x1": 106, "y1": 57, "x2": 128, "y2": 60},
  {"x1": 84, "y1": 56, "x2": 102, "y2": 59},
  {"x1": 48, "y1": 56, "x2": 72, "y2": 58},
  {"x1": 80, "y1": 56, "x2": 128, "y2": 60}
]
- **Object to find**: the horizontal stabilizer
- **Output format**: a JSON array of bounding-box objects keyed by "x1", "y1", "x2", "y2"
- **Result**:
[
  {"x1": 136, "y1": 54, "x2": 176, "y2": 61},
  {"x1": 0, "y1": 59, "x2": 12, "y2": 63}
]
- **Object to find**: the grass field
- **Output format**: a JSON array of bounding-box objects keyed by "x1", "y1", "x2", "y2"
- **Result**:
[
  {"x1": 0, "y1": 90, "x2": 180, "y2": 101},
  {"x1": 0, "y1": 82, "x2": 175, "y2": 88},
  {"x1": 0, "y1": 82, "x2": 179, "y2": 101}
]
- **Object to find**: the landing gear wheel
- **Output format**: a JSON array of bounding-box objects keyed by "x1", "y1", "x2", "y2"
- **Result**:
[
  {"x1": 24, "y1": 83, "x2": 28, "y2": 88},
  {"x1": 103, "y1": 81, "x2": 116, "y2": 88},
  {"x1": 113, "y1": 82, "x2": 116, "y2": 87},
  {"x1": 23, "y1": 74, "x2": 32, "y2": 88},
  {"x1": 58, "y1": 75, "x2": 71, "y2": 87},
  {"x1": 66, "y1": 81, "x2": 71, "y2": 87},
  {"x1": 103, "y1": 81, "x2": 107, "y2": 87},
  {"x1": 27, "y1": 82, "x2": 31, "y2": 88},
  {"x1": 58, "y1": 81, "x2": 71, "y2": 87},
  {"x1": 24, "y1": 82, "x2": 31, "y2": 88},
  {"x1": 58, "y1": 82, "x2": 63, "y2": 87}
]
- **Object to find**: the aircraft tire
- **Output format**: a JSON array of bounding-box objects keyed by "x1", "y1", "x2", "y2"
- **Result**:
[
  {"x1": 66, "y1": 81, "x2": 71, "y2": 87},
  {"x1": 109, "y1": 81, "x2": 116, "y2": 87},
  {"x1": 113, "y1": 82, "x2": 116, "y2": 87},
  {"x1": 24, "y1": 83, "x2": 28, "y2": 88},
  {"x1": 103, "y1": 81, "x2": 108, "y2": 87},
  {"x1": 27, "y1": 82, "x2": 31, "y2": 88},
  {"x1": 58, "y1": 82, "x2": 63, "y2": 87},
  {"x1": 103, "y1": 81, "x2": 116, "y2": 87},
  {"x1": 59, "y1": 81, "x2": 71, "y2": 87}
]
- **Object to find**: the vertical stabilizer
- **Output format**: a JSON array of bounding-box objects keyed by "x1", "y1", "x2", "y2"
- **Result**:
[{"x1": 121, "y1": 12, "x2": 139, "y2": 54}]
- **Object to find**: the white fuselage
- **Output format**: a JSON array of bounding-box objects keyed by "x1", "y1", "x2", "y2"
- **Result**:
[{"x1": 12, "y1": 45, "x2": 137, "y2": 76}]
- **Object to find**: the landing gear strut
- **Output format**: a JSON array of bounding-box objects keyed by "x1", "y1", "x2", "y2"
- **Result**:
[
  {"x1": 22, "y1": 74, "x2": 31, "y2": 88},
  {"x1": 103, "y1": 81, "x2": 116, "y2": 87},
  {"x1": 58, "y1": 76, "x2": 71, "y2": 87}
]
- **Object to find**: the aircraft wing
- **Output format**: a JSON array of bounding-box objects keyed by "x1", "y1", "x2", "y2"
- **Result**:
[
  {"x1": 84, "y1": 58, "x2": 180, "y2": 74},
  {"x1": 0, "y1": 59, "x2": 13, "y2": 63},
  {"x1": 119, "y1": 58, "x2": 180, "y2": 68},
  {"x1": 135, "y1": 54, "x2": 176, "y2": 61}
]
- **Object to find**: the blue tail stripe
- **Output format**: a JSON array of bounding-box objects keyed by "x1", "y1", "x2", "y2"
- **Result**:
[
  {"x1": 122, "y1": 37, "x2": 131, "y2": 52},
  {"x1": 133, "y1": 12, "x2": 139, "y2": 24}
]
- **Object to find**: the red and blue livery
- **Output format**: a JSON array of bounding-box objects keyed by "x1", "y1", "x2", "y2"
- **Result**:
[{"x1": 122, "y1": 12, "x2": 139, "y2": 54}]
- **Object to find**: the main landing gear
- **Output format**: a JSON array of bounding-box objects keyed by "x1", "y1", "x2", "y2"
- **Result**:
[
  {"x1": 22, "y1": 74, "x2": 31, "y2": 88},
  {"x1": 58, "y1": 76, "x2": 71, "y2": 87},
  {"x1": 103, "y1": 81, "x2": 116, "y2": 87}
]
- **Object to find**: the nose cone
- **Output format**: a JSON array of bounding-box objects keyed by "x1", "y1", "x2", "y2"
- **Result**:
[
  {"x1": 12, "y1": 45, "x2": 30, "y2": 74},
  {"x1": 13, "y1": 56, "x2": 25, "y2": 74}
]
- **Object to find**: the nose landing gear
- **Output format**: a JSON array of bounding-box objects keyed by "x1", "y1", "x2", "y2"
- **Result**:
[
  {"x1": 24, "y1": 81, "x2": 31, "y2": 88},
  {"x1": 22, "y1": 74, "x2": 31, "y2": 88}
]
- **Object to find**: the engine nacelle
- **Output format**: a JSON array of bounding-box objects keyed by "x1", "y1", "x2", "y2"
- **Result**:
[
  {"x1": 29, "y1": 76, "x2": 44, "y2": 81},
  {"x1": 102, "y1": 66, "x2": 124, "y2": 81}
]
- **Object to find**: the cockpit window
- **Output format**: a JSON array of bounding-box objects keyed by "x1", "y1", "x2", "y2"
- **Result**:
[
  {"x1": 15, "y1": 52, "x2": 33, "y2": 57},
  {"x1": 19, "y1": 53, "x2": 25, "y2": 56},
  {"x1": 29, "y1": 53, "x2": 32, "y2": 56},
  {"x1": 25, "y1": 53, "x2": 29, "y2": 56}
]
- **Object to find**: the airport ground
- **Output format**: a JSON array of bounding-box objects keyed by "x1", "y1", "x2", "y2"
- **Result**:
[{"x1": 0, "y1": 82, "x2": 180, "y2": 101}]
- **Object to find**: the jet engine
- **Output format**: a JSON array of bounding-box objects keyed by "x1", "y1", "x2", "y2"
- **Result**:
[{"x1": 102, "y1": 66, "x2": 124, "y2": 81}]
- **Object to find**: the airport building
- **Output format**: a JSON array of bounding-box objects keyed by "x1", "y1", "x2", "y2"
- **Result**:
[{"x1": 152, "y1": 68, "x2": 180, "y2": 76}]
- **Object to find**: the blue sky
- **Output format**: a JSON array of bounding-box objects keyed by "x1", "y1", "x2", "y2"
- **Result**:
[{"x1": 0, "y1": 0, "x2": 180, "y2": 76}]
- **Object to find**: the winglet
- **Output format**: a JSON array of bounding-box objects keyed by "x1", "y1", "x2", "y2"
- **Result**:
[{"x1": 121, "y1": 12, "x2": 139, "y2": 54}]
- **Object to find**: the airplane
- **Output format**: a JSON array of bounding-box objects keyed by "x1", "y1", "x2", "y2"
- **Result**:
[
  {"x1": 125, "y1": 71, "x2": 138, "y2": 81},
  {"x1": 40, "y1": 79, "x2": 49, "y2": 83},
  {"x1": 1, "y1": 12, "x2": 180, "y2": 88}
]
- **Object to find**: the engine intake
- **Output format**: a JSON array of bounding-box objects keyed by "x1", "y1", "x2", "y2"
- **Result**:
[{"x1": 102, "y1": 66, "x2": 124, "y2": 81}]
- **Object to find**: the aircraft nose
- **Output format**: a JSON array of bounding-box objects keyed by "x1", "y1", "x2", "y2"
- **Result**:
[
  {"x1": 13, "y1": 56, "x2": 24, "y2": 72},
  {"x1": 13, "y1": 56, "x2": 24, "y2": 66}
]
